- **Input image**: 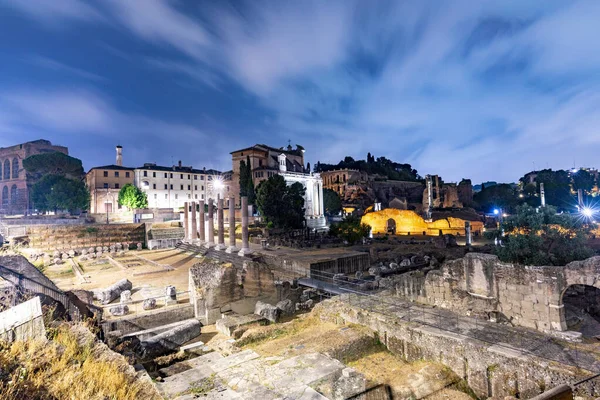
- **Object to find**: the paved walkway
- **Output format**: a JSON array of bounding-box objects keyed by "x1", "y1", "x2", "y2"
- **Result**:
[{"x1": 342, "y1": 293, "x2": 600, "y2": 372}]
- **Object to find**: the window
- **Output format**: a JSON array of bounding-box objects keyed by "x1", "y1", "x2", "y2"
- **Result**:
[
  {"x1": 170, "y1": 184, "x2": 173, "y2": 190},
  {"x1": 153, "y1": 184, "x2": 156, "y2": 189},
  {"x1": 115, "y1": 183, "x2": 120, "y2": 189},
  {"x1": 180, "y1": 174, "x2": 183, "y2": 179},
  {"x1": 208, "y1": 176, "x2": 212, "y2": 181},
  {"x1": 165, "y1": 194, "x2": 168, "y2": 199},
  {"x1": 153, "y1": 172, "x2": 156, "y2": 178},
  {"x1": 175, "y1": 194, "x2": 178, "y2": 199},
  {"x1": 11, "y1": 159, "x2": 18, "y2": 179},
  {"x1": 195, "y1": 194, "x2": 198, "y2": 199},
  {"x1": 201, "y1": 185, "x2": 204, "y2": 191},
  {"x1": 188, "y1": 185, "x2": 191, "y2": 190},
  {"x1": 1, "y1": 186, "x2": 7, "y2": 205},
  {"x1": 188, "y1": 194, "x2": 191, "y2": 199},
  {"x1": 126, "y1": 171, "x2": 130, "y2": 178},
  {"x1": 154, "y1": 194, "x2": 157, "y2": 199},
  {"x1": 194, "y1": 185, "x2": 197, "y2": 190},
  {"x1": 10, "y1": 185, "x2": 17, "y2": 204},
  {"x1": 180, "y1": 185, "x2": 184, "y2": 190},
  {"x1": 194, "y1": 175, "x2": 197, "y2": 180},
  {"x1": 103, "y1": 183, "x2": 109, "y2": 188},
  {"x1": 103, "y1": 171, "x2": 108, "y2": 177},
  {"x1": 164, "y1": 184, "x2": 168, "y2": 189},
  {"x1": 259, "y1": 159, "x2": 262, "y2": 167},
  {"x1": 143, "y1": 171, "x2": 147, "y2": 177},
  {"x1": 170, "y1": 173, "x2": 173, "y2": 178},
  {"x1": 201, "y1": 176, "x2": 204, "y2": 180},
  {"x1": 187, "y1": 174, "x2": 190, "y2": 179},
  {"x1": 115, "y1": 171, "x2": 119, "y2": 177},
  {"x1": 164, "y1": 173, "x2": 168, "y2": 178},
  {"x1": 201, "y1": 194, "x2": 204, "y2": 200}
]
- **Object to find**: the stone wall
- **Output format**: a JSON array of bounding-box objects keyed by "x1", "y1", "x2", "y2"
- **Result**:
[
  {"x1": 189, "y1": 258, "x2": 288, "y2": 324},
  {"x1": 317, "y1": 298, "x2": 598, "y2": 399},
  {"x1": 101, "y1": 304, "x2": 194, "y2": 336},
  {"x1": 26, "y1": 223, "x2": 146, "y2": 251},
  {"x1": 393, "y1": 253, "x2": 600, "y2": 332}
]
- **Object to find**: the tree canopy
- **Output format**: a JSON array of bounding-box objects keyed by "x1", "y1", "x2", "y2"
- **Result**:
[
  {"x1": 329, "y1": 215, "x2": 370, "y2": 245},
  {"x1": 314, "y1": 155, "x2": 420, "y2": 181},
  {"x1": 473, "y1": 184, "x2": 519, "y2": 213},
  {"x1": 30, "y1": 174, "x2": 90, "y2": 213},
  {"x1": 492, "y1": 204, "x2": 594, "y2": 266},
  {"x1": 323, "y1": 188, "x2": 342, "y2": 215},
  {"x1": 239, "y1": 156, "x2": 256, "y2": 205},
  {"x1": 23, "y1": 152, "x2": 84, "y2": 183},
  {"x1": 256, "y1": 175, "x2": 305, "y2": 229},
  {"x1": 572, "y1": 169, "x2": 595, "y2": 194},
  {"x1": 118, "y1": 184, "x2": 148, "y2": 210}
]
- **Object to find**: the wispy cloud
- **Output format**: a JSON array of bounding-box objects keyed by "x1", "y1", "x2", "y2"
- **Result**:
[
  {"x1": 28, "y1": 55, "x2": 107, "y2": 82},
  {"x1": 1, "y1": 0, "x2": 102, "y2": 23}
]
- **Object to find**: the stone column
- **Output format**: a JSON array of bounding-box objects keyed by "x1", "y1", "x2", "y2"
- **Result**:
[
  {"x1": 183, "y1": 202, "x2": 189, "y2": 242},
  {"x1": 226, "y1": 196, "x2": 238, "y2": 253},
  {"x1": 540, "y1": 182, "x2": 546, "y2": 207},
  {"x1": 216, "y1": 194, "x2": 226, "y2": 250},
  {"x1": 207, "y1": 198, "x2": 215, "y2": 247},
  {"x1": 190, "y1": 201, "x2": 198, "y2": 241},
  {"x1": 465, "y1": 221, "x2": 472, "y2": 246},
  {"x1": 198, "y1": 200, "x2": 205, "y2": 243},
  {"x1": 238, "y1": 196, "x2": 252, "y2": 256}
]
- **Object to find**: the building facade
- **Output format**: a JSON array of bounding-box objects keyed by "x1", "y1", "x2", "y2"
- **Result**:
[
  {"x1": 230, "y1": 144, "x2": 326, "y2": 229},
  {"x1": 134, "y1": 162, "x2": 228, "y2": 210},
  {"x1": 320, "y1": 169, "x2": 371, "y2": 196},
  {"x1": 85, "y1": 165, "x2": 134, "y2": 214},
  {"x1": 0, "y1": 139, "x2": 68, "y2": 214}
]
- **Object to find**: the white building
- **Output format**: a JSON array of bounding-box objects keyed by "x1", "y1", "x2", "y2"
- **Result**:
[{"x1": 134, "y1": 162, "x2": 231, "y2": 210}]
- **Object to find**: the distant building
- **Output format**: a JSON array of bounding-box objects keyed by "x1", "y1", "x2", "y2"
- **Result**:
[
  {"x1": 0, "y1": 139, "x2": 68, "y2": 214},
  {"x1": 320, "y1": 169, "x2": 371, "y2": 197},
  {"x1": 134, "y1": 161, "x2": 226, "y2": 210},
  {"x1": 85, "y1": 146, "x2": 134, "y2": 214},
  {"x1": 230, "y1": 144, "x2": 325, "y2": 229}
]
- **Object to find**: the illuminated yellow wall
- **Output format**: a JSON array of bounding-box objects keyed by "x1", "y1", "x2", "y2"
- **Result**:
[{"x1": 361, "y1": 209, "x2": 483, "y2": 236}]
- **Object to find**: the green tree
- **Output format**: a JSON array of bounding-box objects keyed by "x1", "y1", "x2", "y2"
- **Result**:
[
  {"x1": 533, "y1": 169, "x2": 573, "y2": 211},
  {"x1": 572, "y1": 169, "x2": 595, "y2": 195},
  {"x1": 329, "y1": 215, "x2": 370, "y2": 245},
  {"x1": 246, "y1": 156, "x2": 256, "y2": 205},
  {"x1": 323, "y1": 188, "x2": 342, "y2": 215},
  {"x1": 239, "y1": 160, "x2": 248, "y2": 198},
  {"x1": 118, "y1": 184, "x2": 148, "y2": 210},
  {"x1": 31, "y1": 174, "x2": 90, "y2": 213},
  {"x1": 473, "y1": 184, "x2": 518, "y2": 213},
  {"x1": 23, "y1": 152, "x2": 84, "y2": 182},
  {"x1": 492, "y1": 204, "x2": 594, "y2": 266},
  {"x1": 256, "y1": 175, "x2": 305, "y2": 229}
]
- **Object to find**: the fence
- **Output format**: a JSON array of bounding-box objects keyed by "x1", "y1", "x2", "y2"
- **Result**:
[{"x1": 295, "y1": 266, "x2": 600, "y2": 374}]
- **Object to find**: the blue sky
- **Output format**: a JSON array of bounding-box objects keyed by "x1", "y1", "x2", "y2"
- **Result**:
[{"x1": 1, "y1": 0, "x2": 599, "y2": 183}]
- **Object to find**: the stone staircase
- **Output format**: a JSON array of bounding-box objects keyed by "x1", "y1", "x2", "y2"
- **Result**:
[{"x1": 156, "y1": 349, "x2": 365, "y2": 399}]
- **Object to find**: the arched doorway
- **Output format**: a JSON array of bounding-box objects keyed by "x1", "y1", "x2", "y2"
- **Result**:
[
  {"x1": 386, "y1": 218, "x2": 396, "y2": 235},
  {"x1": 562, "y1": 284, "x2": 600, "y2": 337}
]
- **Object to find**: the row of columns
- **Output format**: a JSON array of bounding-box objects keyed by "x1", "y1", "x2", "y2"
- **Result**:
[{"x1": 183, "y1": 196, "x2": 251, "y2": 256}]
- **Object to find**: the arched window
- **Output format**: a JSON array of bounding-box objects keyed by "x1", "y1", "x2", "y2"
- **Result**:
[
  {"x1": 1, "y1": 186, "x2": 8, "y2": 206},
  {"x1": 3, "y1": 160, "x2": 9, "y2": 180},
  {"x1": 10, "y1": 185, "x2": 17, "y2": 205},
  {"x1": 0, "y1": 160, "x2": 2, "y2": 181},
  {"x1": 12, "y1": 158, "x2": 18, "y2": 179}
]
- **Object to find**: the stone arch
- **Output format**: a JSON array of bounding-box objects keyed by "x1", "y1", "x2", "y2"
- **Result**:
[
  {"x1": 1, "y1": 186, "x2": 7, "y2": 206},
  {"x1": 3, "y1": 160, "x2": 9, "y2": 180},
  {"x1": 10, "y1": 185, "x2": 17, "y2": 205},
  {"x1": 386, "y1": 218, "x2": 396, "y2": 235},
  {"x1": 11, "y1": 158, "x2": 18, "y2": 179},
  {"x1": 561, "y1": 284, "x2": 600, "y2": 337},
  {"x1": 0, "y1": 160, "x2": 2, "y2": 180}
]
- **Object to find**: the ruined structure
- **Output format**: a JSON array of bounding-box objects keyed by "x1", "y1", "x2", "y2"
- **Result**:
[
  {"x1": 361, "y1": 209, "x2": 483, "y2": 236},
  {"x1": 423, "y1": 175, "x2": 470, "y2": 210},
  {"x1": 392, "y1": 253, "x2": 600, "y2": 332},
  {"x1": 0, "y1": 139, "x2": 69, "y2": 214}
]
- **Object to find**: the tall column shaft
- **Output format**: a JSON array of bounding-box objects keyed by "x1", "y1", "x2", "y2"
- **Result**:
[
  {"x1": 216, "y1": 195, "x2": 226, "y2": 250},
  {"x1": 465, "y1": 221, "x2": 472, "y2": 246},
  {"x1": 226, "y1": 196, "x2": 238, "y2": 253},
  {"x1": 238, "y1": 196, "x2": 252, "y2": 256},
  {"x1": 207, "y1": 198, "x2": 215, "y2": 246},
  {"x1": 198, "y1": 200, "x2": 205, "y2": 242},
  {"x1": 183, "y1": 201, "x2": 189, "y2": 241},
  {"x1": 190, "y1": 201, "x2": 197, "y2": 240}
]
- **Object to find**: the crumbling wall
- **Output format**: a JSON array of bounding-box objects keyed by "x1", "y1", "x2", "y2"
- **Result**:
[
  {"x1": 393, "y1": 253, "x2": 600, "y2": 332},
  {"x1": 189, "y1": 259, "x2": 279, "y2": 324}
]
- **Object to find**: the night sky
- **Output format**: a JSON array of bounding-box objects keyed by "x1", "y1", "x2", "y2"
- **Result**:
[{"x1": 1, "y1": 1, "x2": 599, "y2": 183}]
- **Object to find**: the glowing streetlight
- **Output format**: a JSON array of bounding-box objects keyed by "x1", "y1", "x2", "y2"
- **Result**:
[
  {"x1": 493, "y1": 209, "x2": 500, "y2": 215},
  {"x1": 213, "y1": 178, "x2": 224, "y2": 191},
  {"x1": 582, "y1": 207, "x2": 594, "y2": 218}
]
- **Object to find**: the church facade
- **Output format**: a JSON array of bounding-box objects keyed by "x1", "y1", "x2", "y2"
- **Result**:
[{"x1": 231, "y1": 144, "x2": 326, "y2": 229}]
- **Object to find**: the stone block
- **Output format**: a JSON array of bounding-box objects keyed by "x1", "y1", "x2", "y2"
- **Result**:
[
  {"x1": 98, "y1": 279, "x2": 133, "y2": 305},
  {"x1": 120, "y1": 290, "x2": 132, "y2": 304},
  {"x1": 109, "y1": 304, "x2": 129, "y2": 316},
  {"x1": 254, "y1": 301, "x2": 281, "y2": 323},
  {"x1": 276, "y1": 299, "x2": 295, "y2": 316},
  {"x1": 140, "y1": 319, "x2": 201, "y2": 359},
  {"x1": 142, "y1": 298, "x2": 157, "y2": 310}
]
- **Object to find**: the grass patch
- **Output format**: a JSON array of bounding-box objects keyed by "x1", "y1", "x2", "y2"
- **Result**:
[{"x1": 0, "y1": 324, "x2": 156, "y2": 400}]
